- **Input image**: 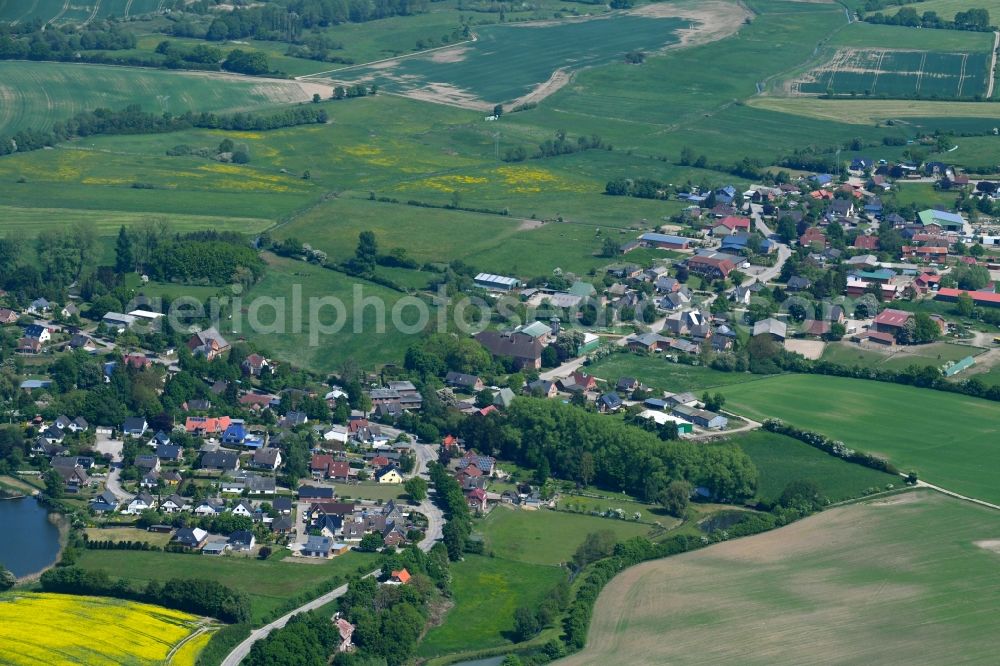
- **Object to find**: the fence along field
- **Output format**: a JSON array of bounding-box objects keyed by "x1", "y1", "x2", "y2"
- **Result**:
[{"x1": 794, "y1": 47, "x2": 990, "y2": 98}]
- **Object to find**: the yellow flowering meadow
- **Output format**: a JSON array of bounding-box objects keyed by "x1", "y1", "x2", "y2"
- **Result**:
[
  {"x1": 397, "y1": 174, "x2": 489, "y2": 192},
  {"x1": 0, "y1": 592, "x2": 206, "y2": 665}
]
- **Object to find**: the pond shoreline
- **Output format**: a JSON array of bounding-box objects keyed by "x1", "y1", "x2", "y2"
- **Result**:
[{"x1": 2, "y1": 498, "x2": 70, "y2": 584}]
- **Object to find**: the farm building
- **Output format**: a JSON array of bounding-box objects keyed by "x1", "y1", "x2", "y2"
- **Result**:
[
  {"x1": 637, "y1": 410, "x2": 694, "y2": 435},
  {"x1": 936, "y1": 288, "x2": 1000, "y2": 308},
  {"x1": 639, "y1": 233, "x2": 691, "y2": 250},
  {"x1": 687, "y1": 254, "x2": 735, "y2": 280},
  {"x1": 474, "y1": 273, "x2": 521, "y2": 291},
  {"x1": 671, "y1": 404, "x2": 727, "y2": 430},
  {"x1": 917, "y1": 210, "x2": 964, "y2": 232}
]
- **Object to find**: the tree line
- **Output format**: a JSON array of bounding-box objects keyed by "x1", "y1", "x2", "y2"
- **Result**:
[
  {"x1": 865, "y1": 6, "x2": 993, "y2": 30},
  {"x1": 40, "y1": 566, "x2": 251, "y2": 623},
  {"x1": 0, "y1": 104, "x2": 328, "y2": 156},
  {"x1": 201, "y1": 0, "x2": 430, "y2": 44},
  {"x1": 459, "y1": 398, "x2": 758, "y2": 503}
]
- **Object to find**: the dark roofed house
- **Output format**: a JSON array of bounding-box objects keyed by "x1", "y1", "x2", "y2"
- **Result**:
[
  {"x1": 200, "y1": 450, "x2": 240, "y2": 471},
  {"x1": 786, "y1": 276, "x2": 811, "y2": 292},
  {"x1": 598, "y1": 392, "x2": 623, "y2": 413},
  {"x1": 445, "y1": 371, "x2": 484, "y2": 392},
  {"x1": 474, "y1": 331, "x2": 543, "y2": 370},
  {"x1": 122, "y1": 417, "x2": 148, "y2": 438},
  {"x1": 156, "y1": 444, "x2": 183, "y2": 462},
  {"x1": 299, "y1": 485, "x2": 335, "y2": 500}
]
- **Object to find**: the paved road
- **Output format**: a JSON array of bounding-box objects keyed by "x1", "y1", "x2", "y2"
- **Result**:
[
  {"x1": 538, "y1": 355, "x2": 587, "y2": 382},
  {"x1": 222, "y1": 442, "x2": 445, "y2": 666},
  {"x1": 104, "y1": 464, "x2": 133, "y2": 502}
]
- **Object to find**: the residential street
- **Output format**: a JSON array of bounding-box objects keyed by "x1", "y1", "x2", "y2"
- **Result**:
[
  {"x1": 104, "y1": 464, "x2": 132, "y2": 502},
  {"x1": 221, "y1": 441, "x2": 445, "y2": 666}
]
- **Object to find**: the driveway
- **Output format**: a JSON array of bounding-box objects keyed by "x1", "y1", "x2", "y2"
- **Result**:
[{"x1": 104, "y1": 465, "x2": 133, "y2": 502}]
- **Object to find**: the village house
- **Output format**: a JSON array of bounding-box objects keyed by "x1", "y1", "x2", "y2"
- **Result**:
[
  {"x1": 474, "y1": 330, "x2": 543, "y2": 370},
  {"x1": 241, "y1": 353, "x2": 270, "y2": 377},
  {"x1": 187, "y1": 327, "x2": 230, "y2": 360},
  {"x1": 251, "y1": 447, "x2": 282, "y2": 470},
  {"x1": 687, "y1": 254, "x2": 735, "y2": 280}
]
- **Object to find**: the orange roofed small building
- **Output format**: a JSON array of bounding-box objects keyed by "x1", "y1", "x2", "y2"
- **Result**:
[{"x1": 390, "y1": 569, "x2": 411, "y2": 585}]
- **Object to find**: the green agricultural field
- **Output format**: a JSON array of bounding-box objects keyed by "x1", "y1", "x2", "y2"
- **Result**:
[
  {"x1": 476, "y1": 507, "x2": 654, "y2": 566},
  {"x1": 827, "y1": 22, "x2": 996, "y2": 52},
  {"x1": 747, "y1": 96, "x2": 1000, "y2": 125},
  {"x1": 585, "y1": 353, "x2": 765, "y2": 394},
  {"x1": 732, "y1": 430, "x2": 899, "y2": 504},
  {"x1": 722, "y1": 374, "x2": 1000, "y2": 504},
  {"x1": 418, "y1": 553, "x2": 567, "y2": 658},
  {"x1": 560, "y1": 491, "x2": 1000, "y2": 666},
  {"x1": 0, "y1": 61, "x2": 322, "y2": 135},
  {"x1": 239, "y1": 253, "x2": 429, "y2": 371},
  {"x1": 321, "y1": 12, "x2": 689, "y2": 106},
  {"x1": 75, "y1": 548, "x2": 377, "y2": 623},
  {"x1": 791, "y1": 22, "x2": 995, "y2": 99},
  {"x1": 795, "y1": 47, "x2": 990, "y2": 98}
]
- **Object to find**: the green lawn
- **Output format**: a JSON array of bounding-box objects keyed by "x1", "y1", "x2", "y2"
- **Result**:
[
  {"x1": 75, "y1": 548, "x2": 377, "y2": 623},
  {"x1": 564, "y1": 491, "x2": 1000, "y2": 665},
  {"x1": 732, "y1": 430, "x2": 899, "y2": 504},
  {"x1": 722, "y1": 374, "x2": 1000, "y2": 504},
  {"x1": 889, "y1": 182, "x2": 961, "y2": 210},
  {"x1": 417, "y1": 554, "x2": 566, "y2": 658},
  {"x1": 476, "y1": 507, "x2": 654, "y2": 566},
  {"x1": 337, "y1": 481, "x2": 406, "y2": 502},
  {"x1": 585, "y1": 353, "x2": 765, "y2": 394}
]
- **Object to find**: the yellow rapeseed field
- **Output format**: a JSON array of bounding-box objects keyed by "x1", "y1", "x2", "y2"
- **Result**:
[
  {"x1": 168, "y1": 628, "x2": 216, "y2": 666},
  {"x1": 0, "y1": 592, "x2": 206, "y2": 665}
]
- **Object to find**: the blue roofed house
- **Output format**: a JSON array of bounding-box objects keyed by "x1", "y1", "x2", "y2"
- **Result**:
[
  {"x1": 222, "y1": 421, "x2": 247, "y2": 446},
  {"x1": 714, "y1": 185, "x2": 738, "y2": 204},
  {"x1": 809, "y1": 173, "x2": 834, "y2": 186},
  {"x1": 598, "y1": 392, "x2": 623, "y2": 413}
]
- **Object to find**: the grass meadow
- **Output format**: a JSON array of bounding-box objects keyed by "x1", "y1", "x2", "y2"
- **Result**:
[
  {"x1": 820, "y1": 341, "x2": 985, "y2": 373},
  {"x1": 0, "y1": 591, "x2": 208, "y2": 665},
  {"x1": 722, "y1": 374, "x2": 1000, "y2": 504},
  {"x1": 584, "y1": 353, "x2": 765, "y2": 394},
  {"x1": 476, "y1": 507, "x2": 653, "y2": 567},
  {"x1": 420, "y1": 506, "x2": 657, "y2": 659},
  {"x1": 75, "y1": 548, "x2": 377, "y2": 623},
  {"x1": 417, "y1": 553, "x2": 566, "y2": 658},
  {"x1": 732, "y1": 430, "x2": 899, "y2": 504},
  {"x1": 559, "y1": 491, "x2": 1000, "y2": 665},
  {"x1": 239, "y1": 253, "x2": 428, "y2": 371}
]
